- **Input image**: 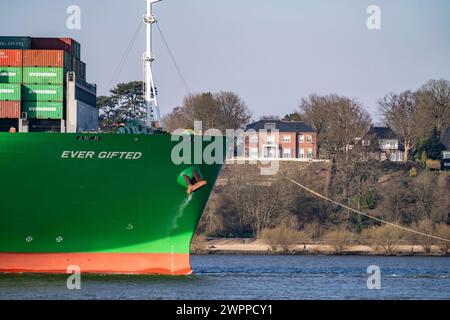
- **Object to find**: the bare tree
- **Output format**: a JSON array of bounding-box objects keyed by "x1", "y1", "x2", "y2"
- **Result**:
[
  {"x1": 300, "y1": 94, "x2": 371, "y2": 160},
  {"x1": 162, "y1": 106, "x2": 188, "y2": 132},
  {"x1": 164, "y1": 91, "x2": 252, "y2": 131},
  {"x1": 417, "y1": 79, "x2": 450, "y2": 134},
  {"x1": 183, "y1": 92, "x2": 218, "y2": 130},
  {"x1": 378, "y1": 91, "x2": 418, "y2": 162},
  {"x1": 214, "y1": 91, "x2": 252, "y2": 130},
  {"x1": 228, "y1": 172, "x2": 285, "y2": 237}
]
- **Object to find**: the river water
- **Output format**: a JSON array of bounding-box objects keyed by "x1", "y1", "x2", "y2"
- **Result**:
[{"x1": 0, "y1": 255, "x2": 449, "y2": 300}]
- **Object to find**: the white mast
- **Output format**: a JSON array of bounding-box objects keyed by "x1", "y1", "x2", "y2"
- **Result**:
[{"x1": 143, "y1": 0, "x2": 161, "y2": 127}]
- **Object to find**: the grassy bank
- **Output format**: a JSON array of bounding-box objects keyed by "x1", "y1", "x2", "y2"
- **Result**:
[{"x1": 191, "y1": 237, "x2": 450, "y2": 257}]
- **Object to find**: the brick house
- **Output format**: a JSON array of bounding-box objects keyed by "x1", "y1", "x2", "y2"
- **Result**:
[
  {"x1": 244, "y1": 120, "x2": 317, "y2": 160},
  {"x1": 362, "y1": 127, "x2": 405, "y2": 162}
]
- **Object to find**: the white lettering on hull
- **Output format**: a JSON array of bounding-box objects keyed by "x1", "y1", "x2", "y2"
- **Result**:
[{"x1": 61, "y1": 151, "x2": 142, "y2": 160}]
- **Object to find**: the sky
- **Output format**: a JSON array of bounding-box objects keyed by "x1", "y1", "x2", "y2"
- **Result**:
[{"x1": 1, "y1": 0, "x2": 450, "y2": 123}]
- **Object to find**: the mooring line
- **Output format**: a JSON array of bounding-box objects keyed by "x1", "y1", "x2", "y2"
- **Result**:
[{"x1": 286, "y1": 177, "x2": 450, "y2": 242}]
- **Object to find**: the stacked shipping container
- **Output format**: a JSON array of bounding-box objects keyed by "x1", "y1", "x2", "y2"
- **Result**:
[
  {"x1": 0, "y1": 49, "x2": 22, "y2": 118},
  {"x1": 0, "y1": 36, "x2": 92, "y2": 123},
  {"x1": 22, "y1": 50, "x2": 66, "y2": 119}
]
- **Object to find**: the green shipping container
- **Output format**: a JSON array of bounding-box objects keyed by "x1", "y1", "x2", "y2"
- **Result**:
[
  {"x1": 0, "y1": 36, "x2": 31, "y2": 49},
  {"x1": 22, "y1": 84, "x2": 64, "y2": 101},
  {"x1": 0, "y1": 83, "x2": 21, "y2": 100},
  {"x1": 23, "y1": 67, "x2": 65, "y2": 84},
  {"x1": 0, "y1": 67, "x2": 22, "y2": 83},
  {"x1": 21, "y1": 101, "x2": 63, "y2": 119}
]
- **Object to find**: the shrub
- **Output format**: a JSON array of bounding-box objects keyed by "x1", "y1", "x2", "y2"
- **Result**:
[
  {"x1": 415, "y1": 220, "x2": 436, "y2": 254},
  {"x1": 324, "y1": 229, "x2": 354, "y2": 254},
  {"x1": 261, "y1": 226, "x2": 309, "y2": 252},
  {"x1": 409, "y1": 167, "x2": 418, "y2": 177},
  {"x1": 426, "y1": 160, "x2": 441, "y2": 171},
  {"x1": 363, "y1": 224, "x2": 405, "y2": 255},
  {"x1": 435, "y1": 224, "x2": 450, "y2": 254}
]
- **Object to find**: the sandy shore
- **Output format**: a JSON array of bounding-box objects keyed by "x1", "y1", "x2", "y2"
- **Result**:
[{"x1": 191, "y1": 238, "x2": 449, "y2": 256}]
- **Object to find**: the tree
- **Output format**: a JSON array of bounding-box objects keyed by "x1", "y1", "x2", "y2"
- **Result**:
[
  {"x1": 283, "y1": 113, "x2": 303, "y2": 121},
  {"x1": 110, "y1": 81, "x2": 146, "y2": 120},
  {"x1": 162, "y1": 106, "x2": 187, "y2": 132},
  {"x1": 97, "y1": 81, "x2": 146, "y2": 128},
  {"x1": 300, "y1": 94, "x2": 371, "y2": 160},
  {"x1": 97, "y1": 95, "x2": 119, "y2": 128},
  {"x1": 227, "y1": 169, "x2": 286, "y2": 237},
  {"x1": 164, "y1": 91, "x2": 252, "y2": 131},
  {"x1": 378, "y1": 91, "x2": 418, "y2": 162},
  {"x1": 417, "y1": 79, "x2": 450, "y2": 135},
  {"x1": 416, "y1": 128, "x2": 446, "y2": 160},
  {"x1": 214, "y1": 91, "x2": 252, "y2": 130}
]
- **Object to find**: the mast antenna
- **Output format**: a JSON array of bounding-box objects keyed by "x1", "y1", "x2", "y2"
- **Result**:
[{"x1": 143, "y1": 0, "x2": 162, "y2": 127}]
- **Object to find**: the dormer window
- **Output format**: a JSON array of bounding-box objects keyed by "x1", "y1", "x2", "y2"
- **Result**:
[{"x1": 264, "y1": 123, "x2": 276, "y2": 131}]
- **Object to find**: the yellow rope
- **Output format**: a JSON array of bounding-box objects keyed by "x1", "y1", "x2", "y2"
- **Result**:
[{"x1": 286, "y1": 177, "x2": 450, "y2": 243}]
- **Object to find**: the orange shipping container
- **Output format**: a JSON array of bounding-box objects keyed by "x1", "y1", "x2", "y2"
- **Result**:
[
  {"x1": 0, "y1": 101, "x2": 20, "y2": 119},
  {"x1": 23, "y1": 50, "x2": 69, "y2": 68},
  {"x1": 31, "y1": 38, "x2": 80, "y2": 59},
  {"x1": 0, "y1": 50, "x2": 22, "y2": 67}
]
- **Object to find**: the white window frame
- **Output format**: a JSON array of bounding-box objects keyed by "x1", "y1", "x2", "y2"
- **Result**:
[
  {"x1": 299, "y1": 148, "x2": 305, "y2": 159},
  {"x1": 249, "y1": 148, "x2": 259, "y2": 158},
  {"x1": 249, "y1": 134, "x2": 258, "y2": 143},
  {"x1": 306, "y1": 135, "x2": 313, "y2": 144},
  {"x1": 266, "y1": 135, "x2": 276, "y2": 145},
  {"x1": 263, "y1": 145, "x2": 278, "y2": 158},
  {"x1": 299, "y1": 135, "x2": 305, "y2": 143},
  {"x1": 282, "y1": 135, "x2": 291, "y2": 143},
  {"x1": 282, "y1": 148, "x2": 292, "y2": 159}
]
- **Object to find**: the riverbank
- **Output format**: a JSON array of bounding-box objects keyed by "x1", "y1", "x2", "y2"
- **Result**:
[{"x1": 191, "y1": 238, "x2": 450, "y2": 256}]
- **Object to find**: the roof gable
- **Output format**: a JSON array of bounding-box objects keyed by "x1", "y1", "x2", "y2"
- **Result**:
[
  {"x1": 246, "y1": 120, "x2": 316, "y2": 133},
  {"x1": 367, "y1": 127, "x2": 399, "y2": 140}
]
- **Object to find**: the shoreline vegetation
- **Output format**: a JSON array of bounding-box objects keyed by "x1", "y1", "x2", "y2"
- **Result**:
[
  {"x1": 194, "y1": 162, "x2": 450, "y2": 257},
  {"x1": 191, "y1": 238, "x2": 450, "y2": 257}
]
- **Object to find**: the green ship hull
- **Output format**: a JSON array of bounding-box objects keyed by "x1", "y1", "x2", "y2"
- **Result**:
[{"x1": 0, "y1": 132, "x2": 223, "y2": 275}]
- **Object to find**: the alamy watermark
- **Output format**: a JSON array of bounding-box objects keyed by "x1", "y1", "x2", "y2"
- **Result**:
[
  {"x1": 367, "y1": 5, "x2": 381, "y2": 30},
  {"x1": 170, "y1": 121, "x2": 280, "y2": 175},
  {"x1": 67, "y1": 265, "x2": 81, "y2": 290},
  {"x1": 367, "y1": 265, "x2": 381, "y2": 290},
  {"x1": 66, "y1": 5, "x2": 81, "y2": 30}
]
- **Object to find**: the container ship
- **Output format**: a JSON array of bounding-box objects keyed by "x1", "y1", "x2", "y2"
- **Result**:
[{"x1": 0, "y1": 0, "x2": 224, "y2": 275}]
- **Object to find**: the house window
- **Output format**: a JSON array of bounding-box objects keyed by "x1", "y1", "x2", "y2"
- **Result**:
[
  {"x1": 306, "y1": 135, "x2": 313, "y2": 143},
  {"x1": 362, "y1": 140, "x2": 370, "y2": 146},
  {"x1": 264, "y1": 123, "x2": 276, "y2": 131},
  {"x1": 282, "y1": 148, "x2": 292, "y2": 158},
  {"x1": 249, "y1": 134, "x2": 258, "y2": 143},
  {"x1": 299, "y1": 135, "x2": 305, "y2": 143},
  {"x1": 263, "y1": 146, "x2": 277, "y2": 158},
  {"x1": 249, "y1": 148, "x2": 259, "y2": 158},
  {"x1": 299, "y1": 148, "x2": 305, "y2": 159},
  {"x1": 307, "y1": 148, "x2": 313, "y2": 159},
  {"x1": 266, "y1": 135, "x2": 276, "y2": 145},
  {"x1": 282, "y1": 135, "x2": 291, "y2": 143}
]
